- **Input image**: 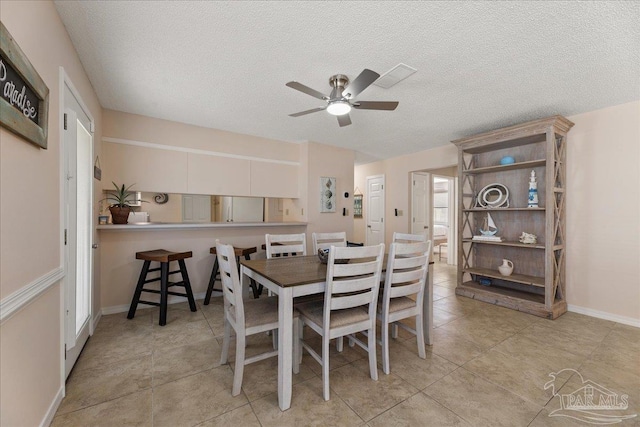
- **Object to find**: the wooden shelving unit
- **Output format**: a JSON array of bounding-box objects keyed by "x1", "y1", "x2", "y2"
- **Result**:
[{"x1": 451, "y1": 116, "x2": 574, "y2": 319}]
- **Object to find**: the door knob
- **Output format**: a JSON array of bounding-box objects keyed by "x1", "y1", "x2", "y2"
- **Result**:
[
  {"x1": 92, "y1": 244, "x2": 99, "y2": 249},
  {"x1": 367, "y1": 225, "x2": 372, "y2": 228}
]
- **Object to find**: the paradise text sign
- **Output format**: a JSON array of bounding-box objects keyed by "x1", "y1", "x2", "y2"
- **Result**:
[{"x1": 0, "y1": 22, "x2": 49, "y2": 149}]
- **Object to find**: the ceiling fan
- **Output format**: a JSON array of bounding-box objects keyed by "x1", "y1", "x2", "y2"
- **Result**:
[{"x1": 286, "y1": 69, "x2": 399, "y2": 127}]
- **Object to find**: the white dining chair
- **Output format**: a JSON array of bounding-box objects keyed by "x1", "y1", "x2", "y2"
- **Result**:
[
  {"x1": 312, "y1": 231, "x2": 347, "y2": 253},
  {"x1": 217, "y1": 240, "x2": 299, "y2": 396},
  {"x1": 297, "y1": 243, "x2": 385, "y2": 401},
  {"x1": 378, "y1": 240, "x2": 431, "y2": 374},
  {"x1": 265, "y1": 233, "x2": 307, "y2": 258}
]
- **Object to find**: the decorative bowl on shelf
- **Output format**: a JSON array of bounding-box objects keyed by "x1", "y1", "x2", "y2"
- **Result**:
[
  {"x1": 500, "y1": 156, "x2": 515, "y2": 165},
  {"x1": 478, "y1": 278, "x2": 492, "y2": 286},
  {"x1": 317, "y1": 248, "x2": 349, "y2": 264}
]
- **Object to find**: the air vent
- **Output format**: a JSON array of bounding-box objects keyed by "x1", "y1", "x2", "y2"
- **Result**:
[{"x1": 373, "y1": 63, "x2": 417, "y2": 89}]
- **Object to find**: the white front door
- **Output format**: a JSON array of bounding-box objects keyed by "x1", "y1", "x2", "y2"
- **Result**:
[
  {"x1": 63, "y1": 81, "x2": 94, "y2": 378},
  {"x1": 366, "y1": 175, "x2": 385, "y2": 245},
  {"x1": 411, "y1": 172, "x2": 432, "y2": 241}
]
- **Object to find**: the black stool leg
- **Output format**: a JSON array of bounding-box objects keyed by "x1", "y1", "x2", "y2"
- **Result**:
[
  {"x1": 244, "y1": 254, "x2": 263, "y2": 299},
  {"x1": 128, "y1": 260, "x2": 150, "y2": 319},
  {"x1": 159, "y1": 261, "x2": 169, "y2": 326},
  {"x1": 204, "y1": 257, "x2": 220, "y2": 305},
  {"x1": 179, "y1": 259, "x2": 197, "y2": 312}
]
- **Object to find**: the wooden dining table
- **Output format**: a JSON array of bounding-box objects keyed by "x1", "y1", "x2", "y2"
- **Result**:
[{"x1": 239, "y1": 254, "x2": 434, "y2": 411}]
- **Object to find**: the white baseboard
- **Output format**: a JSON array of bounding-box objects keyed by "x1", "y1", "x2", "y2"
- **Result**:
[
  {"x1": 40, "y1": 384, "x2": 64, "y2": 427},
  {"x1": 91, "y1": 311, "x2": 102, "y2": 333},
  {"x1": 101, "y1": 291, "x2": 209, "y2": 316},
  {"x1": 568, "y1": 304, "x2": 640, "y2": 328}
]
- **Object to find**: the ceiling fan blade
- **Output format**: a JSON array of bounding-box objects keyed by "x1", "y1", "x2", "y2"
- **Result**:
[
  {"x1": 289, "y1": 107, "x2": 326, "y2": 117},
  {"x1": 337, "y1": 114, "x2": 352, "y2": 127},
  {"x1": 286, "y1": 81, "x2": 329, "y2": 100},
  {"x1": 352, "y1": 101, "x2": 399, "y2": 111},
  {"x1": 342, "y1": 69, "x2": 380, "y2": 99}
]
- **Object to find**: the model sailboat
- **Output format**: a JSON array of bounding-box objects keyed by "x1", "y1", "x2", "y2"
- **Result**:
[{"x1": 473, "y1": 212, "x2": 503, "y2": 242}]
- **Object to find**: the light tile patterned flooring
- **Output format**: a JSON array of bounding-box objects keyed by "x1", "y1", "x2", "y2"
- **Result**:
[{"x1": 53, "y1": 261, "x2": 640, "y2": 426}]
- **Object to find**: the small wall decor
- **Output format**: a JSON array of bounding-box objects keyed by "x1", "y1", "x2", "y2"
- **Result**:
[
  {"x1": 94, "y1": 156, "x2": 102, "y2": 180},
  {"x1": 475, "y1": 183, "x2": 510, "y2": 208},
  {"x1": 353, "y1": 187, "x2": 363, "y2": 218},
  {"x1": 154, "y1": 193, "x2": 169, "y2": 204},
  {"x1": 0, "y1": 22, "x2": 50, "y2": 149},
  {"x1": 320, "y1": 177, "x2": 336, "y2": 213}
]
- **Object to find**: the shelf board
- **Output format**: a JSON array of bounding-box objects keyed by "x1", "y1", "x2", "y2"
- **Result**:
[
  {"x1": 463, "y1": 207, "x2": 546, "y2": 212},
  {"x1": 462, "y1": 159, "x2": 546, "y2": 174},
  {"x1": 458, "y1": 281, "x2": 545, "y2": 304},
  {"x1": 463, "y1": 267, "x2": 545, "y2": 287},
  {"x1": 463, "y1": 239, "x2": 545, "y2": 249}
]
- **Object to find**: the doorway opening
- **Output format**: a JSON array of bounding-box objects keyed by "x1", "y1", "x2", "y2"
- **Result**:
[{"x1": 410, "y1": 167, "x2": 457, "y2": 266}]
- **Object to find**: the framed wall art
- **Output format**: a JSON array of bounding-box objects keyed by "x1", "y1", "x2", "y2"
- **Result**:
[
  {"x1": 0, "y1": 22, "x2": 50, "y2": 149},
  {"x1": 320, "y1": 177, "x2": 336, "y2": 213}
]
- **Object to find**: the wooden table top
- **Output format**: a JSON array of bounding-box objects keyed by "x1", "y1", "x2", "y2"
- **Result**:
[{"x1": 241, "y1": 255, "x2": 327, "y2": 288}]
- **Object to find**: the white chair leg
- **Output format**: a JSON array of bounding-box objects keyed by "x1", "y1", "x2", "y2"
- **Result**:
[
  {"x1": 322, "y1": 335, "x2": 330, "y2": 401},
  {"x1": 391, "y1": 323, "x2": 399, "y2": 339},
  {"x1": 232, "y1": 332, "x2": 245, "y2": 396},
  {"x1": 272, "y1": 329, "x2": 278, "y2": 350},
  {"x1": 297, "y1": 318, "x2": 304, "y2": 364},
  {"x1": 381, "y1": 322, "x2": 390, "y2": 375},
  {"x1": 293, "y1": 318, "x2": 300, "y2": 374},
  {"x1": 348, "y1": 335, "x2": 355, "y2": 347},
  {"x1": 220, "y1": 318, "x2": 231, "y2": 365},
  {"x1": 336, "y1": 336, "x2": 344, "y2": 352},
  {"x1": 367, "y1": 327, "x2": 378, "y2": 381},
  {"x1": 415, "y1": 313, "x2": 426, "y2": 359}
]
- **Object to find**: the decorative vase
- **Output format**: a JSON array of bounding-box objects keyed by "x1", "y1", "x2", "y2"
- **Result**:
[
  {"x1": 527, "y1": 170, "x2": 538, "y2": 208},
  {"x1": 500, "y1": 156, "x2": 515, "y2": 165},
  {"x1": 109, "y1": 206, "x2": 131, "y2": 224},
  {"x1": 498, "y1": 259, "x2": 514, "y2": 276}
]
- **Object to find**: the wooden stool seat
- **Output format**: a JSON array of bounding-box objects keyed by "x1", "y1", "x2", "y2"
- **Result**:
[
  {"x1": 128, "y1": 249, "x2": 197, "y2": 326},
  {"x1": 209, "y1": 246, "x2": 256, "y2": 258},
  {"x1": 204, "y1": 245, "x2": 261, "y2": 304},
  {"x1": 137, "y1": 249, "x2": 193, "y2": 263}
]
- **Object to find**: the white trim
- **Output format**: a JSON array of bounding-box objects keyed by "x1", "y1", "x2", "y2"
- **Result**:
[
  {"x1": 102, "y1": 136, "x2": 300, "y2": 166},
  {"x1": 92, "y1": 310, "x2": 102, "y2": 333},
  {"x1": 101, "y1": 292, "x2": 208, "y2": 316},
  {"x1": 567, "y1": 304, "x2": 640, "y2": 328},
  {"x1": 0, "y1": 267, "x2": 64, "y2": 324},
  {"x1": 40, "y1": 385, "x2": 65, "y2": 427}
]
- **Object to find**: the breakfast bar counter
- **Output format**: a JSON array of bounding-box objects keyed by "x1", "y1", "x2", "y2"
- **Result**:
[{"x1": 97, "y1": 222, "x2": 307, "y2": 312}]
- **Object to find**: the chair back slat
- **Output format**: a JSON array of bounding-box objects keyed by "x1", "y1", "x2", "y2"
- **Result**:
[
  {"x1": 332, "y1": 275, "x2": 378, "y2": 294},
  {"x1": 389, "y1": 281, "x2": 423, "y2": 299},
  {"x1": 392, "y1": 232, "x2": 426, "y2": 243},
  {"x1": 265, "y1": 233, "x2": 307, "y2": 258},
  {"x1": 331, "y1": 290, "x2": 374, "y2": 310},
  {"x1": 312, "y1": 231, "x2": 347, "y2": 252},
  {"x1": 390, "y1": 268, "x2": 425, "y2": 285}
]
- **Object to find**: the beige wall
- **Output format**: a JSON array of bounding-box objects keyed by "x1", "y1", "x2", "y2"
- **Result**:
[
  {"x1": 0, "y1": 1, "x2": 103, "y2": 425},
  {"x1": 355, "y1": 102, "x2": 640, "y2": 322},
  {"x1": 565, "y1": 101, "x2": 639, "y2": 321}
]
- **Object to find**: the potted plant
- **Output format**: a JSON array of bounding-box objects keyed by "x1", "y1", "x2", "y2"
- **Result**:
[{"x1": 103, "y1": 182, "x2": 141, "y2": 224}]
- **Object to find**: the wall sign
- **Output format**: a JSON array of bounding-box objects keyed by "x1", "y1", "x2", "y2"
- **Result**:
[
  {"x1": 320, "y1": 177, "x2": 336, "y2": 213},
  {"x1": 0, "y1": 22, "x2": 49, "y2": 149}
]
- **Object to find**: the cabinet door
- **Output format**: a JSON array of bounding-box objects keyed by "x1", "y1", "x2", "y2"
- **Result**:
[
  {"x1": 182, "y1": 195, "x2": 211, "y2": 222},
  {"x1": 187, "y1": 153, "x2": 251, "y2": 196},
  {"x1": 250, "y1": 161, "x2": 298, "y2": 198}
]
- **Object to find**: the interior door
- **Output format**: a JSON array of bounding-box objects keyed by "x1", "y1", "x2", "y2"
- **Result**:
[
  {"x1": 411, "y1": 172, "x2": 432, "y2": 241},
  {"x1": 366, "y1": 175, "x2": 385, "y2": 245},
  {"x1": 64, "y1": 84, "x2": 93, "y2": 378}
]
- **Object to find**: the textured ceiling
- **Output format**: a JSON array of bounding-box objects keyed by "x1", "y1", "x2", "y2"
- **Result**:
[{"x1": 54, "y1": 1, "x2": 639, "y2": 164}]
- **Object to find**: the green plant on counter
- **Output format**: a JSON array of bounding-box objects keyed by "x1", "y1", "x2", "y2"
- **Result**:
[{"x1": 103, "y1": 182, "x2": 141, "y2": 207}]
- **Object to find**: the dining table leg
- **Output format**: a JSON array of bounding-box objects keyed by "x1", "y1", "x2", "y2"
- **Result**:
[
  {"x1": 423, "y1": 262, "x2": 434, "y2": 345},
  {"x1": 278, "y1": 286, "x2": 294, "y2": 410}
]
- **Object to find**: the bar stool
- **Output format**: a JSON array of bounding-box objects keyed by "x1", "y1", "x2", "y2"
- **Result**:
[
  {"x1": 204, "y1": 246, "x2": 262, "y2": 304},
  {"x1": 127, "y1": 249, "x2": 197, "y2": 326}
]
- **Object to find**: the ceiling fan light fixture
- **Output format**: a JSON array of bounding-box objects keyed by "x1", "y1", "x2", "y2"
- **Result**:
[{"x1": 326, "y1": 100, "x2": 351, "y2": 116}]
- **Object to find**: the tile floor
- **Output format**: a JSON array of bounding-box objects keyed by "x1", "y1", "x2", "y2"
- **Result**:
[{"x1": 52, "y1": 261, "x2": 640, "y2": 426}]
